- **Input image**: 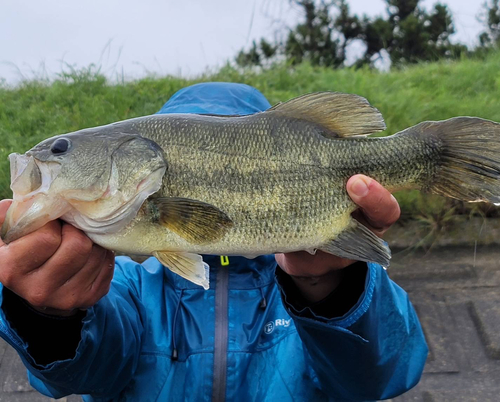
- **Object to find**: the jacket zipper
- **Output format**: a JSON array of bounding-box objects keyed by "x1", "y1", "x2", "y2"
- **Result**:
[{"x1": 212, "y1": 261, "x2": 229, "y2": 402}]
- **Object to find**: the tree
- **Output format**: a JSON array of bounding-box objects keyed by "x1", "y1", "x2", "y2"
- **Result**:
[
  {"x1": 362, "y1": 1, "x2": 466, "y2": 66},
  {"x1": 478, "y1": 0, "x2": 500, "y2": 47},
  {"x1": 235, "y1": 0, "x2": 465, "y2": 69},
  {"x1": 284, "y1": 0, "x2": 341, "y2": 67},
  {"x1": 236, "y1": 0, "x2": 362, "y2": 68},
  {"x1": 235, "y1": 39, "x2": 277, "y2": 68}
]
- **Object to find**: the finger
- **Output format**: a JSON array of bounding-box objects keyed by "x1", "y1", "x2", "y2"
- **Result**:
[
  {"x1": 1, "y1": 222, "x2": 92, "y2": 306},
  {"x1": 28, "y1": 244, "x2": 109, "y2": 310},
  {"x1": 22, "y1": 248, "x2": 112, "y2": 311},
  {"x1": 81, "y1": 250, "x2": 115, "y2": 308},
  {"x1": 0, "y1": 200, "x2": 12, "y2": 224},
  {"x1": 38, "y1": 223, "x2": 95, "y2": 286},
  {"x1": 0, "y1": 200, "x2": 13, "y2": 247},
  {"x1": 75, "y1": 245, "x2": 110, "y2": 291},
  {"x1": 0, "y1": 219, "x2": 62, "y2": 276},
  {"x1": 347, "y1": 175, "x2": 400, "y2": 232},
  {"x1": 60, "y1": 247, "x2": 114, "y2": 310}
]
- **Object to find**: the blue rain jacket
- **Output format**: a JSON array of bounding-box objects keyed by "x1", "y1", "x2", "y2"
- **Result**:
[{"x1": 0, "y1": 83, "x2": 427, "y2": 401}]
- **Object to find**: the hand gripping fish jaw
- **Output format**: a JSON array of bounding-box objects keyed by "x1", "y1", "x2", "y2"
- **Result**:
[{"x1": 1, "y1": 153, "x2": 70, "y2": 243}]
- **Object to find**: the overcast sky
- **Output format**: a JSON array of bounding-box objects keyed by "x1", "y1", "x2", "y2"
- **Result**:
[{"x1": 0, "y1": 0, "x2": 485, "y2": 84}]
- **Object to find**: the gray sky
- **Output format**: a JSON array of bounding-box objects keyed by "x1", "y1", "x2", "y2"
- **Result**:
[{"x1": 0, "y1": 0, "x2": 485, "y2": 84}]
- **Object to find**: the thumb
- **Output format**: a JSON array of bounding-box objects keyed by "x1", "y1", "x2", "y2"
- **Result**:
[
  {"x1": 0, "y1": 200, "x2": 13, "y2": 246},
  {"x1": 0, "y1": 200, "x2": 13, "y2": 225},
  {"x1": 347, "y1": 175, "x2": 400, "y2": 231}
]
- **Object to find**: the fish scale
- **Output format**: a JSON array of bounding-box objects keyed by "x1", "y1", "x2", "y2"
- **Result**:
[{"x1": 109, "y1": 120, "x2": 424, "y2": 254}]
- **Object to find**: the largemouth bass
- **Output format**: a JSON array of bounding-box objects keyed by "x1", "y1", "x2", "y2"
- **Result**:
[{"x1": 2, "y1": 92, "x2": 500, "y2": 289}]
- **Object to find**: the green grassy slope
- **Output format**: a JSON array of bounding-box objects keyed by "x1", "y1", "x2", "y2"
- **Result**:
[{"x1": 1, "y1": 54, "x2": 500, "y2": 219}]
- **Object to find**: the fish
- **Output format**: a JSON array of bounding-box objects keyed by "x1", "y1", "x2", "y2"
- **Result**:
[{"x1": 2, "y1": 92, "x2": 500, "y2": 289}]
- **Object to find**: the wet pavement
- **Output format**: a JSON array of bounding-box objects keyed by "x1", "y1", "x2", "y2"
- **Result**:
[
  {"x1": 0, "y1": 244, "x2": 498, "y2": 401},
  {"x1": 388, "y1": 244, "x2": 500, "y2": 402}
]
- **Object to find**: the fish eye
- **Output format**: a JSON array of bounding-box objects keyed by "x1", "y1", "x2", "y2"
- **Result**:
[{"x1": 50, "y1": 138, "x2": 71, "y2": 154}]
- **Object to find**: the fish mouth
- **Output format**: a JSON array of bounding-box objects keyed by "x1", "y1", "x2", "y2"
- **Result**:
[
  {"x1": 1, "y1": 192, "x2": 70, "y2": 244},
  {"x1": 1, "y1": 153, "x2": 69, "y2": 244}
]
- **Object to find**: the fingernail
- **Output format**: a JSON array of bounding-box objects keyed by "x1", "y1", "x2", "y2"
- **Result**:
[{"x1": 351, "y1": 177, "x2": 370, "y2": 197}]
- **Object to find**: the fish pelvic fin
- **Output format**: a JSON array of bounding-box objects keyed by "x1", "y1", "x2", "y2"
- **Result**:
[
  {"x1": 319, "y1": 219, "x2": 391, "y2": 267},
  {"x1": 403, "y1": 117, "x2": 500, "y2": 204},
  {"x1": 148, "y1": 197, "x2": 233, "y2": 244},
  {"x1": 153, "y1": 251, "x2": 210, "y2": 290},
  {"x1": 266, "y1": 92, "x2": 386, "y2": 138}
]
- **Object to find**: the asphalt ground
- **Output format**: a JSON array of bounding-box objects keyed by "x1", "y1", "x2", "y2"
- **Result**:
[
  {"x1": 387, "y1": 244, "x2": 500, "y2": 402},
  {"x1": 0, "y1": 244, "x2": 498, "y2": 401}
]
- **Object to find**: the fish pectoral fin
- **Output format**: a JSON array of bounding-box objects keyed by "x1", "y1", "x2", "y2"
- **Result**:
[
  {"x1": 149, "y1": 197, "x2": 233, "y2": 244},
  {"x1": 153, "y1": 251, "x2": 210, "y2": 290},
  {"x1": 319, "y1": 220, "x2": 391, "y2": 267},
  {"x1": 266, "y1": 92, "x2": 386, "y2": 138}
]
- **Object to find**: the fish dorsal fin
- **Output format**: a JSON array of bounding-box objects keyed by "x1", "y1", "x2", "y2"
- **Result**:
[
  {"x1": 148, "y1": 197, "x2": 233, "y2": 244},
  {"x1": 266, "y1": 92, "x2": 386, "y2": 138}
]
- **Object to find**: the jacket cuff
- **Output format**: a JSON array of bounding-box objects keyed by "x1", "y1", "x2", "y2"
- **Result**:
[
  {"x1": 276, "y1": 262, "x2": 378, "y2": 328},
  {"x1": 0, "y1": 287, "x2": 85, "y2": 367}
]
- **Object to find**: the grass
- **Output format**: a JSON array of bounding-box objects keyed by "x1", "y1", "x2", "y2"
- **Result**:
[{"x1": 1, "y1": 54, "x2": 500, "y2": 221}]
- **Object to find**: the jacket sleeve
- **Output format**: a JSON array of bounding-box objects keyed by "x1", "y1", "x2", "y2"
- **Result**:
[
  {"x1": 277, "y1": 262, "x2": 428, "y2": 401},
  {"x1": 0, "y1": 258, "x2": 146, "y2": 399}
]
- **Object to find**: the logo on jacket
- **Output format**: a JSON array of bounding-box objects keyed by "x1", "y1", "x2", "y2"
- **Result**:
[{"x1": 264, "y1": 319, "x2": 291, "y2": 334}]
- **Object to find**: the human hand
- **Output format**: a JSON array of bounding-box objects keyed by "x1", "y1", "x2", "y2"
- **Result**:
[
  {"x1": 275, "y1": 175, "x2": 400, "y2": 302},
  {"x1": 0, "y1": 200, "x2": 115, "y2": 316}
]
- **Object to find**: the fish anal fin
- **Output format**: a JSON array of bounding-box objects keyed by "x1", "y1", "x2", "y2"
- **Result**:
[
  {"x1": 148, "y1": 197, "x2": 233, "y2": 244},
  {"x1": 305, "y1": 248, "x2": 317, "y2": 255},
  {"x1": 267, "y1": 92, "x2": 386, "y2": 138},
  {"x1": 240, "y1": 254, "x2": 260, "y2": 259},
  {"x1": 153, "y1": 251, "x2": 209, "y2": 289},
  {"x1": 319, "y1": 220, "x2": 391, "y2": 267}
]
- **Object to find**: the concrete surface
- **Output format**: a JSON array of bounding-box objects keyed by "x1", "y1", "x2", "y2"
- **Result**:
[
  {"x1": 388, "y1": 244, "x2": 500, "y2": 402},
  {"x1": 0, "y1": 243, "x2": 498, "y2": 401}
]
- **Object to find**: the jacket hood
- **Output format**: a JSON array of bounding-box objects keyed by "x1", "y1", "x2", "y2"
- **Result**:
[{"x1": 157, "y1": 82, "x2": 272, "y2": 116}]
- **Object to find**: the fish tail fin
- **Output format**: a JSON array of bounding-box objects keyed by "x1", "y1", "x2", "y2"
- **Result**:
[{"x1": 403, "y1": 117, "x2": 500, "y2": 204}]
